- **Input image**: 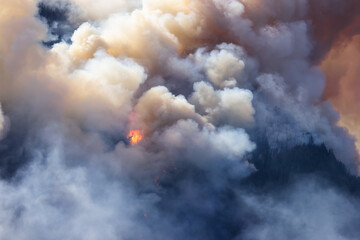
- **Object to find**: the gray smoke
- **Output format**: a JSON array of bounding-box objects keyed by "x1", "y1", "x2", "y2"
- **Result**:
[{"x1": 0, "y1": 0, "x2": 359, "y2": 239}]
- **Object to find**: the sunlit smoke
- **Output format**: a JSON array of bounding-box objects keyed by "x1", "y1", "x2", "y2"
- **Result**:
[{"x1": 321, "y1": 35, "x2": 360, "y2": 153}]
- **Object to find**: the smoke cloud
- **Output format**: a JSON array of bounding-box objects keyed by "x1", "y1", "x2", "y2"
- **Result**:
[
  {"x1": 321, "y1": 35, "x2": 360, "y2": 153},
  {"x1": 0, "y1": 0, "x2": 359, "y2": 239},
  {"x1": 0, "y1": 106, "x2": 7, "y2": 140}
]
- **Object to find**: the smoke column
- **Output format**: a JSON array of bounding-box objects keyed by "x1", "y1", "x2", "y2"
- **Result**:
[{"x1": 0, "y1": 0, "x2": 359, "y2": 239}]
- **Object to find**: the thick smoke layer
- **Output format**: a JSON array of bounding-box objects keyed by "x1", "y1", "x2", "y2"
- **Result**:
[
  {"x1": 321, "y1": 35, "x2": 360, "y2": 152},
  {"x1": 0, "y1": 0, "x2": 359, "y2": 239}
]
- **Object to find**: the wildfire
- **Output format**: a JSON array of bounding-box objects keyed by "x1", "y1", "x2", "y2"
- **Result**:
[{"x1": 128, "y1": 129, "x2": 144, "y2": 145}]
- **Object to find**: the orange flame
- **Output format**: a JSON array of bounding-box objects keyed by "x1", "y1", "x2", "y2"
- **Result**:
[{"x1": 128, "y1": 129, "x2": 143, "y2": 145}]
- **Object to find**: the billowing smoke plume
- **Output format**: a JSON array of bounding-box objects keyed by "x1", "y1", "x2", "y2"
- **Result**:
[
  {"x1": 0, "y1": 0, "x2": 360, "y2": 239},
  {"x1": 321, "y1": 35, "x2": 360, "y2": 152}
]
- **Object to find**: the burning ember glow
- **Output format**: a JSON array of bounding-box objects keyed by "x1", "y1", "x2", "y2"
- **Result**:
[{"x1": 128, "y1": 130, "x2": 144, "y2": 145}]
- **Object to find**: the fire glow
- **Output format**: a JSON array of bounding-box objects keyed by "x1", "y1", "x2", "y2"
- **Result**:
[{"x1": 128, "y1": 130, "x2": 144, "y2": 145}]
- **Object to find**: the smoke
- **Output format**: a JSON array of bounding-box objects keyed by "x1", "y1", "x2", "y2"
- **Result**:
[
  {"x1": 0, "y1": 106, "x2": 7, "y2": 140},
  {"x1": 0, "y1": 0, "x2": 359, "y2": 239},
  {"x1": 241, "y1": 179, "x2": 360, "y2": 240},
  {"x1": 191, "y1": 81, "x2": 255, "y2": 128},
  {"x1": 321, "y1": 35, "x2": 360, "y2": 153}
]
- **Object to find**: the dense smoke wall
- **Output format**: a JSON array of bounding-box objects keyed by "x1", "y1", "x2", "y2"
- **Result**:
[
  {"x1": 321, "y1": 35, "x2": 360, "y2": 152},
  {"x1": 0, "y1": 0, "x2": 359, "y2": 239}
]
